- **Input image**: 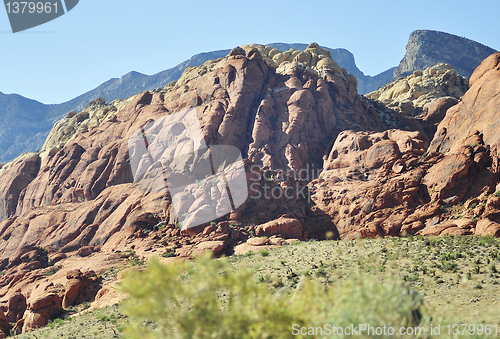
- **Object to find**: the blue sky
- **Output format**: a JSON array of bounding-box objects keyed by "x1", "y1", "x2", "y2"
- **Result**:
[{"x1": 1, "y1": 0, "x2": 499, "y2": 104}]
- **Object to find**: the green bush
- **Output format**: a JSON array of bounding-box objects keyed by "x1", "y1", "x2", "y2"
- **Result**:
[
  {"x1": 47, "y1": 318, "x2": 65, "y2": 328},
  {"x1": 259, "y1": 249, "x2": 270, "y2": 257},
  {"x1": 44, "y1": 266, "x2": 60, "y2": 276},
  {"x1": 120, "y1": 255, "x2": 426, "y2": 339}
]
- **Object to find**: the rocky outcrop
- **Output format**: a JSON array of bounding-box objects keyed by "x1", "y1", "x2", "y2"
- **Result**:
[
  {"x1": 0, "y1": 153, "x2": 40, "y2": 220},
  {"x1": 17, "y1": 268, "x2": 100, "y2": 334},
  {"x1": 310, "y1": 52, "x2": 500, "y2": 239},
  {"x1": 6, "y1": 293, "x2": 26, "y2": 323},
  {"x1": 311, "y1": 129, "x2": 429, "y2": 238},
  {"x1": 22, "y1": 282, "x2": 63, "y2": 332},
  {"x1": 1, "y1": 43, "x2": 500, "y2": 335},
  {"x1": 40, "y1": 97, "x2": 129, "y2": 153},
  {"x1": 366, "y1": 63, "x2": 468, "y2": 117},
  {"x1": 62, "y1": 269, "x2": 101, "y2": 309},
  {"x1": 0, "y1": 43, "x2": 403, "y2": 333},
  {"x1": 394, "y1": 30, "x2": 497, "y2": 79},
  {"x1": 430, "y1": 53, "x2": 500, "y2": 155},
  {"x1": 267, "y1": 43, "x2": 394, "y2": 94}
]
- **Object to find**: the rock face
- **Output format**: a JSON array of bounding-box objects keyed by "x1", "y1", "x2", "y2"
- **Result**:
[
  {"x1": 430, "y1": 53, "x2": 500, "y2": 155},
  {"x1": 267, "y1": 43, "x2": 393, "y2": 94},
  {"x1": 394, "y1": 30, "x2": 497, "y2": 79},
  {"x1": 310, "y1": 51, "x2": 500, "y2": 239},
  {"x1": 0, "y1": 42, "x2": 383, "y2": 164},
  {"x1": 311, "y1": 129, "x2": 428, "y2": 238},
  {"x1": 0, "y1": 43, "x2": 402, "y2": 334},
  {"x1": 366, "y1": 63, "x2": 468, "y2": 117},
  {"x1": 422, "y1": 52, "x2": 500, "y2": 236},
  {"x1": 0, "y1": 153, "x2": 40, "y2": 220},
  {"x1": 0, "y1": 43, "x2": 500, "y2": 335}
]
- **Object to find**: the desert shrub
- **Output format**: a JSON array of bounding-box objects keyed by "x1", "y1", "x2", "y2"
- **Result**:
[
  {"x1": 259, "y1": 249, "x2": 270, "y2": 257},
  {"x1": 47, "y1": 318, "x2": 65, "y2": 328},
  {"x1": 479, "y1": 235, "x2": 496, "y2": 246},
  {"x1": 120, "y1": 255, "x2": 426, "y2": 339},
  {"x1": 44, "y1": 266, "x2": 60, "y2": 276}
]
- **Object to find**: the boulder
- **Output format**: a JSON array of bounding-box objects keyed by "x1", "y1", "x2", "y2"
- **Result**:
[
  {"x1": 475, "y1": 219, "x2": 500, "y2": 237},
  {"x1": 246, "y1": 237, "x2": 269, "y2": 246},
  {"x1": 22, "y1": 283, "x2": 62, "y2": 333},
  {"x1": 255, "y1": 217, "x2": 303, "y2": 239},
  {"x1": 76, "y1": 246, "x2": 94, "y2": 257},
  {"x1": 62, "y1": 270, "x2": 101, "y2": 308},
  {"x1": 191, "y1": 240, "x2": 226, "y2": 257},
  {"x1": 62, "y1": 279, "x2": 84, "y2": 309},
  {"x1": 399, "y1": 221, "x2": 425, "y2": 236},
  {"x1": 233, "y1": 243, "x2": 280, "y2": 255},
  {"x1": 423, "y1": 96, "x2": 458, "y2": 124},
  {"x1": 6, "y1": 293, "x2": 26, "y2": 323}
]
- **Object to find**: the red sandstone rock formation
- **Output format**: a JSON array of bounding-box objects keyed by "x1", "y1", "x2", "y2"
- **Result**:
[
  {"x1": 0, "y1": 43, "x2": 393, "y2": 334},
  {"x1": 0, "y1": 46, "x2": 499, "y2": 335},
  {"x1": 310, "y1": 52, "x2": 500, "y2": 238}
]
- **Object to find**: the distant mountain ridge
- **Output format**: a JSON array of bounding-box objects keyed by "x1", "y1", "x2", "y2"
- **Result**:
[
  {"x1": 49, "y1": 43, "x2": 389, "y2": 122},
  {"x1": 0, "y1": 43, "x2": 387, "y2": 162},
  {"x1": 46, "y1": 49, "x2": 232, "y2": 121},
  {"x1": 394, "y1": 30, "x2": 497, "y2": 78},
  {"x1": 0, "y1": 92, "x2": 53, "y2": 162},
  {"x1": 0, "y1": 50, "x2": 230, "y2": 162},
  {"x1": 0, "y1": 33, "x2": 497, "y2": 163}
]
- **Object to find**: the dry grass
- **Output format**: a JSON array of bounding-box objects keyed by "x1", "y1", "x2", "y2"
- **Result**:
[{"x1": 13, "y1": 235, "x2": 500, "y2": 338}]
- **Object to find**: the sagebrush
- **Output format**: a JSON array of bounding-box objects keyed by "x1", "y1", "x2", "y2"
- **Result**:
[{"x1": 120, "y1": 255, "x2": 426, "y2": 338}]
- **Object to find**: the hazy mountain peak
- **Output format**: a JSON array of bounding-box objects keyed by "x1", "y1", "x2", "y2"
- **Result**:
[{"x1": 394, "y1": 29, "x2": 497, "y2": 79}]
